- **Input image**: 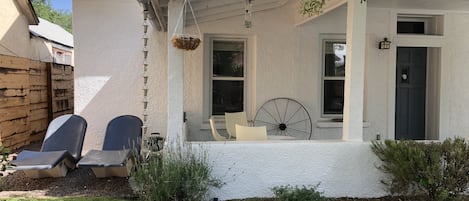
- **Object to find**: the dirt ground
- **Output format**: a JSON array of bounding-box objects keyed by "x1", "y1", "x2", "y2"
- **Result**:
[{"x1": 0, "y1": 142, "x2": 136, "y2": 199}]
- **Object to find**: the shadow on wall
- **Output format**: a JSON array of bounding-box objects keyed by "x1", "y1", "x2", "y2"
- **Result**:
[{"x1": 75, "y1": 72, "x2": 142, "y2": 154}]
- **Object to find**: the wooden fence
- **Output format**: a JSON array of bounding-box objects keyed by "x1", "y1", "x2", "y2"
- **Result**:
[{"x1": 0, "y1": 55, "x2": 74, "y2": 150}]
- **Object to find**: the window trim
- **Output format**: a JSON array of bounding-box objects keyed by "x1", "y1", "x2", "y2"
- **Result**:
[
  {"x1": 203, "y1": 34, "x2": 251, "y2": 122},
  {"x1": 320, "y1": 34, "x2": 346, "y2": 119}
]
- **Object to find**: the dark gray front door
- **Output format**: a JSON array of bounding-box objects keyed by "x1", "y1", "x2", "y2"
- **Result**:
[{"x1": 395, "y1": 47, "x2": 427, "y2": 140}]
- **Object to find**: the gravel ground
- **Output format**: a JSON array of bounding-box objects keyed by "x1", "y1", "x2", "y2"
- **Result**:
[{"x1": 0, "y1": 143, "x2": 137, "y2": 199}]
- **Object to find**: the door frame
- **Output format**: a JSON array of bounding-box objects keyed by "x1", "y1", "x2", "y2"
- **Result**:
[{"x1": 386, "y1": 36, "x2": 445, "y2": 140}]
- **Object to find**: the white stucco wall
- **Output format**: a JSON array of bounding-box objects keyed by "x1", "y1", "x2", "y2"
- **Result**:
[
  {"x1": 73, "y1": 0, "x2": 143, "y2": 153},
  {"x1": 0, "y1": 0, "x2": 34, "y2": 58},
  {"x1": 441, "y1": 12, "x2": 469, "y2": 139},
  {"x1": 192, "y1": 141, "x2": 386, "y2": 200}
]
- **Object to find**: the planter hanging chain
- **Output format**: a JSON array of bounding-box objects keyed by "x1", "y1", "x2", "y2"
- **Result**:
[{"x1": 171, "y1": 0, "x2": 202, "y2": 51}]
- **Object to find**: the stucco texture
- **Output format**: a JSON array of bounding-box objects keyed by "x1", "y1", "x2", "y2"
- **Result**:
[{"x1": 73, "y1": 0, "x2": 143, "y2": 153}]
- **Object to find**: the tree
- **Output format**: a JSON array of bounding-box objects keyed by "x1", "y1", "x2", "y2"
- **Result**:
[{"x1": 31, "y1": 0, "x2": 72, "y2": 33}]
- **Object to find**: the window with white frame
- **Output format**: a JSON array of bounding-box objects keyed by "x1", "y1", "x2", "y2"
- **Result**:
[
  {"x1": 209, "y1": 38, "x2": 247, "y2": 116},
  {"x1": 322, "y1": 39, "x2": 346, "y2": 118},
  {"x1": 53, "y1": 48, "x2": 72, "y2": 65}
]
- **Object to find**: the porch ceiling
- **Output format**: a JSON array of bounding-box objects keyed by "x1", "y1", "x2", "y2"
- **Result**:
[
  {"x1": 145, "y1": 0, "x2": 288, "y2": 31},
  {"x1": 142, "y1": 0, "x2": 469, "y2": 32}
]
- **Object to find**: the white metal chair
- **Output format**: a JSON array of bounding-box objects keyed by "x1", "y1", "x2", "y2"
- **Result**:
[
  {"x1": 235, "y1": 124, "x2": 267, "y2": 141},
  {"x1": 209, "y1": 117, "x2": 228, "y2": 141},
  {"x1": 225, "y1": 111, "x2": 248, "y2": 139}
]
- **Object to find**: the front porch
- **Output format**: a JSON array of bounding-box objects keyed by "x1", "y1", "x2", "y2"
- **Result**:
[{"x1": 73, "y1": 0, "x2": 469, "y2": 199}]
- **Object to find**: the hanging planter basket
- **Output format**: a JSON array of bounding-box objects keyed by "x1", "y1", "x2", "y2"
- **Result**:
[
  {"x1": 171, "y1": 0, "x2": 202, "y2": 51},
  {"x1": 171, "y1": 34, "x2": 201, "y2": 51}
]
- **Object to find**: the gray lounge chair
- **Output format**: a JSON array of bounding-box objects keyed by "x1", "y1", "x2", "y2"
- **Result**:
[
  {"x1": 77, "y1": 115, "x2": 142, "y2": 178},
  {"x1": 11, "y1": 114, "x2": 87, "y2": 178}
]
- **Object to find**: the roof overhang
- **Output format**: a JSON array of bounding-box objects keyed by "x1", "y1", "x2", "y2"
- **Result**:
[{"x1": 17, "y1": 0, "x2": 39, "y2": 25}]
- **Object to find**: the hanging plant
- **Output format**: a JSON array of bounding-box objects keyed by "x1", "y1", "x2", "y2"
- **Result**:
[
  {"x1": 299, "y1": 0, "x2": 367, "y2": 17},
  {"x1": 171, "y1": 35, "x2": 201, "y2": 51},
  {"x1": 171, "y1": 0, "x2": 202, "y2": 51}
]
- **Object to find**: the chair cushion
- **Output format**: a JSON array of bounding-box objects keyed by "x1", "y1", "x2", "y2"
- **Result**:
[
  {"x1": 11, "y1": 150, "x2": 75, "y2": 170},
  {"x1": 77, "y1": 149, "x2": 132, "y2": 167}
]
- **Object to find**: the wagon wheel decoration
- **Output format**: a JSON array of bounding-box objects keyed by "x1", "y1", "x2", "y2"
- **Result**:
[{"x1": 254, "y1": 98, "x2": 312, "y2": 140}]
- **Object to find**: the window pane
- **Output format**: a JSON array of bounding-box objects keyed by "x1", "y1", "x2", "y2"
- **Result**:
[
  {"x1": 212, "y1": 80, "x2": 244, "y2": 115},
  {"x1": 213, "y1": 41, "x2": 244, "y2": 77},
  {"x1": 324, "y1": 80, "x2": 344, "y2": 114},
  {"x1": 324, "y1": 41, "x2": 346, "y2": 77},
  {"x1": 397, "y1": 21, "x2": 425, "y2": 34}
]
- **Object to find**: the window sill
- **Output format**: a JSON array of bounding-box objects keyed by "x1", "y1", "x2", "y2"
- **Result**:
[{"x1": 317, "y1": 121, "x2": 371, "y2": 128}]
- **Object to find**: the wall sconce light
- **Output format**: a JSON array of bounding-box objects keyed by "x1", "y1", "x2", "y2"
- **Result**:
[{"x1": 379, "y1": 38, "x2": 391, "y2": 49}]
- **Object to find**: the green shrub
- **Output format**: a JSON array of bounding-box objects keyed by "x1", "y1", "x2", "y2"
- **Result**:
[
  {"x1": 272, "y1": 184, "x2": 327, "y2": 201},
  {"x1": 371, "y1": 138, "x2": 469, "y2": 201},
  {"x1": 0, "y1": 141, "x2": 9, "y2": 172},
  {"x1": 133, "y1": 143, "x2": 222, "y2": 201}
]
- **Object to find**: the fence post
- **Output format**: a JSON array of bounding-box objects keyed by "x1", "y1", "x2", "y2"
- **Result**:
[{"x1": 46, "y1": 62, "x2": 53, "y2": 123}]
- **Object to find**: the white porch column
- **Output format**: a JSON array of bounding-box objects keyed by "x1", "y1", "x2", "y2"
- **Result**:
[
  {"x1": 167, "y1": 0, "x2": 185, "y2": 146},
  {"x1": 342, "y1": 0, "x2": 367, "y2": 141}
]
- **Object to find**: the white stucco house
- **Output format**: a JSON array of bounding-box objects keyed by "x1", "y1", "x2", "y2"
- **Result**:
[{"x1": 73, "y1": 0, "x2": 469, "y2": 199}]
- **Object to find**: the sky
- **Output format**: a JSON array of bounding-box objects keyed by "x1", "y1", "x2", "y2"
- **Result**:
[{"x1": 49, "y1": 0, "x2": 72, "y2": 13}]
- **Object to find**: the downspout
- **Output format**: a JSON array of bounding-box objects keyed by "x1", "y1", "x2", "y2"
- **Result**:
[{"x1": 137, "y1": 0, "x2": 151, "y2": 144}]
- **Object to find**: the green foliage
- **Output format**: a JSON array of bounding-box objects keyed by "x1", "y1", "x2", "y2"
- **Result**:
[
  {"x1": 0, "y1": 141, "x2": 9, "y2": 172},
  {"x1": 31, "y1": 0, "x2": 72, "y2": 33},
  {"x1": 299, "y1": 0, "x2": 367, "y2": 17},
  {"x1": 133, "y1": 144, "x2": 222, "y2": 201},
  {"x1": 272, "y1": 184, "x2": 327, "y2": 201},
  {"x1": 299, "y1": 0, "x2": 326, "y2": 16},
  {"x1": 371, "y1": 138, "x2": 469, "y2": 201}
]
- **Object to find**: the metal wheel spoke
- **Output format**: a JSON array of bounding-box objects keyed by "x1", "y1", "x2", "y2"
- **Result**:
[
  {"x1": 255, "y1": 119, "x2": 278, "y2": 126},
  {"x1": 286, "y1": 119, "x2": 309, "y2": 127},
  {"x1": 281, "y1": 130, "x2": 286, "y2": 136},
  {"x1": 267, "y1": 127, "x2": 278, "y2": 132},
  {"x1": 273, "y1": 99, "x2": 283, "y2": 122},
  {"x1": 284, "y1": 130, "x2": 292, "y2": 136},
  {"x1": 261, "y1": 107, "x2": 280, "y2": 124},
  {"x1": 285, "y1": 106, "x2": 302, "y2": 124},
  {"x1": 283, "y1": 100, "x2": 290, "y2": 124},
  {"x1": 275, "y1": 129, "x2": 281, "y2": 135},
  {"x1": 287, "y1": 127, "x2": 308, "y2": 134}
]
